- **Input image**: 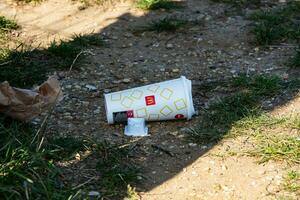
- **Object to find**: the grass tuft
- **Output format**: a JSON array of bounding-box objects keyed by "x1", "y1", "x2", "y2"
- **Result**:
[
  {"x1": 48, "y1": 40, "x2": 82, "y2": 65},
  {"x1": 0, "y1": 16, "x2": 18, "y2": 32},
  {"x1": 72, "y1": 33, "x2": 105, "y2": 47},
  {"x1": 250, "y1": 134, "x2": 300, "y2": 164},
  {"x1": 0, "y1": 46, "x2": 47, "y2": 87},
  {"x1": 136, "y1": 0, "x2": 183, "y2": 10},
  {"x1": 95, "y1": 142, "x2": 140, "y2": 198},
  {"x1": 233, "y1": 75, "x2": 283, "y2": 96},
  {"x1": 0, "y1": 33, "x2": 104, "y2": 87},
  {"x1": 283, "y1": 171, "x2": 300, "y2": 194},
  {"x1": 250, "y1": 2, "x2": 300, "y2": 46},
  {"x1": 0, "y1": 117, "x2": 77, "y2": 199},
  {"x1": 145, "y1": 17, "x2": 186, "y2": 32},
  {"x1": 190, "y1": 75, "x2": 299, "y2": 145}
]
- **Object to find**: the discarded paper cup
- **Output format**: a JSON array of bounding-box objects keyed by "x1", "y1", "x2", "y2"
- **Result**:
[
  {"x1": 104, "y1": 76, "x2": 195, "y2": 124},
  {"x1": 125, "y1": 118, "x2": 148, "y2": 136}
]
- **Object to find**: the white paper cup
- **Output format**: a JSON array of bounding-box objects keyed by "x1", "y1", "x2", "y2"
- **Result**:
[{"x1": 104, "y1": 76, "x2": 195, "y2": 124}]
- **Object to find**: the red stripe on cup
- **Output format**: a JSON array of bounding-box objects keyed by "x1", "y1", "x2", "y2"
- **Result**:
[{"x1": 175, "y1": 114, "x2": 184, "y2": 119}]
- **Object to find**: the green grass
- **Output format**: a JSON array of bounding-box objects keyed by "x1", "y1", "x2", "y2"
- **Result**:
[
  {"x1": 0, "y1": 117, "x2": 77, "y2": 199},
  {"x1": 95, "y1": 142, "x2": 140, "y2": 198},
  {"x1": 250, "y1": 133, "x2": 300, "y2": 164},
  {"x1": 190, "y1": 75, "x2": 299, "y2": 145},
  {"x1": 145, "y1": 17, "x2": 186, "y2": 32},
  {"x1": 0, "y1": 34, "x2": 104, "y2": 88},
  {"x1": 0, "y1": 46, "x2": 48, "y2": 87},
  {"x1": 0, "y1": 115, "x2": 140, "y2": 199},
  {"x1": 0, "y1": 16, "x2": 18, "y2": 33},
  {"x1": 136, "y1": 0, "x2": 183, "y2": 10},
  {"x1": 283, "y1": 171, "x2": 300, "y2": 194},
  {"x1": 250, "y1": 2, "x2": 300, "y2": 46},
  {"x1": 191, "y1": 74, "x2": 300, "y2": 164}
]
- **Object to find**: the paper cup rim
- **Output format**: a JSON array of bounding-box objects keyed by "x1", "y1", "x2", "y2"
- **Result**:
[
  {"x1": 180, "y1": 76, "x2": 195, "y2": 120},
  {"x1": 104, "y1": 94, "x2": 114, "y2": 124}
]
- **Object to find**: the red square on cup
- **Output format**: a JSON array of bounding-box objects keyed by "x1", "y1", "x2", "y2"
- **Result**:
[
  {"x1": 145, "y1": 95, "x2": 156, "y2": 106},
  {"x1": 127, "y1": 110, "x2": 134, "y2": 118}
]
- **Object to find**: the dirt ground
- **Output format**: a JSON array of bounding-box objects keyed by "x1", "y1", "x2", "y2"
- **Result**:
[{"x1": 0, "y1": 0, "x2": 299, "y2": 199}]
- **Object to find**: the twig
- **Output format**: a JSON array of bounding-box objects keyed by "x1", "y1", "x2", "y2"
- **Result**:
[
  {"x1": 0, "y1": 60, "x2": 12, "y2": 66},
  {"x1": 69, "y1": 50, "x2": 85, "y2": 72},
  {"x1": 72, "y1": 176, "x2": 98, "y2": 190},
  {"x1": 68, "y1": 50, "x2": 94, "y2": 72},
  {"x1": 151, "y1": 144, "x2": 174, "y2": 157},
  {"x1": 31, "y1": 83, "x2": 63, "y2": 149}
]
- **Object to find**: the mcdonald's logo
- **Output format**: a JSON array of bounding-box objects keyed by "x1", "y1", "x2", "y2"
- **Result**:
[{"x1": 145, "y1": 95, "x2": 156, "y2": 106}]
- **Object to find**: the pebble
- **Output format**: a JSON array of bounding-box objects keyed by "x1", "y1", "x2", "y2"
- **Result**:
[
  {"x1": 94, "y1": 107, "x2": 101, "y2": 114},
  {"x1": 230, "y1": 69, "x2": 237, "y2": 74},
  {"x1": 205, "y1": 15, "x2": 212, "y2": 21},
  {"x1": 81, "y1": 101, "x2": 89, "y2": 106},
  {"x1": 74, "y1": 85, "x2": 81, "y2": 90},
  {"x1": 65, "y1": 85, "x2": 72, "y2": 89},
  {"x1": 166, "y1": 43, "x2": 174, "y2": 49},
  {"x1": 113, "y1": 80, "x2": 121, "y2": 84},
  {"x1": 188, "y1": 143, "x2": 197, "y2": 147},
  {"x1": 103, "y1": 89, "x2": 111, "y2": 93},
  {"x1": 122, "y1": 78, "x2": 131, "y2": 83},
  {"x1": 85, "y1": 84, "x2": 97, "y2": 91},
  {"x1": 88, "y1": 191, "x2": 100, "y2": 197},
  {"x1": 64, "y1": 115, "x2": 73, "y2": 120},
  {"x1": 172, "y1": 68, "x2": 180, "y2": 73}
]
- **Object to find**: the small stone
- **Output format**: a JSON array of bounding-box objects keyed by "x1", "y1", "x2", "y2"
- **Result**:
[
  {"x1": 112, "y1": 80, "x2": 121, "y2": 84},
  {"x1": 88, "y1": 191, "x2": 100, "y2": 197},
  {"x1": 82, "y1": 101, "x2": 89, "y2": 106},
  {"x1": 196, "y1": 14, "x2": 205, "y2": 21},
  {"x1": 104, "y1": 89, "x2": 111, "y2": 93},
  {"x1": 94, "y1": 107, "x2": 101, "y2": 114},
  {"x1": 65, "y1": 85, "x2": 72, "y2": 89},
  {"x1": 188, "y1": 143, "x2": 197, "y2": 147},
  {"x1": 230, "y1": 69, "x2": 237, "y2": 74},
  {"x1": 172, "y1": 68, "x2": 180, "y2": 73},
  {"x1": 166, "y1": 43, "x2": 174, "y2": 49},
  {"x1": 74, "y1": 85, "x2": 81, "y2": 90},
  {"x1": 85, "y1": 84, "x2": 97, "y2": 91},
  {"x1": 205, "y1": 15, "x2": 212, "y2": 21},
  {"x1": 75, "y1": 153, "x2": 81, "y2": 160},
  {"x1": 122, "y1": 78, "x2": 131, "y2": 83},
  {"x1": 282, "y1": 73, "x2": 289, "y2": 80},
  {"x1": 64, "y1": 115, "x2": 73, "y2": 120},
  {"x1": 124, "y1": 32, "x2": 133, "y2": 38}
]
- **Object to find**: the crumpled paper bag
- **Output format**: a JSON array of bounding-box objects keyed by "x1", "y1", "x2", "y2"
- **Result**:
[{"x1": 0, "y1": 77, "x2": 63, "y2": 121}]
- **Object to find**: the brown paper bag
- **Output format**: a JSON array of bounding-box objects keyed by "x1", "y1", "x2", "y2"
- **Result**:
[{"x1": 0, "y1": 77, "x2": 63, "y2": 121}]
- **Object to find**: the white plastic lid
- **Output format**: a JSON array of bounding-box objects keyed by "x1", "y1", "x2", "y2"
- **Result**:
[{"x1": 124, "y1": 118, "x2": 148, "y2": 136}]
